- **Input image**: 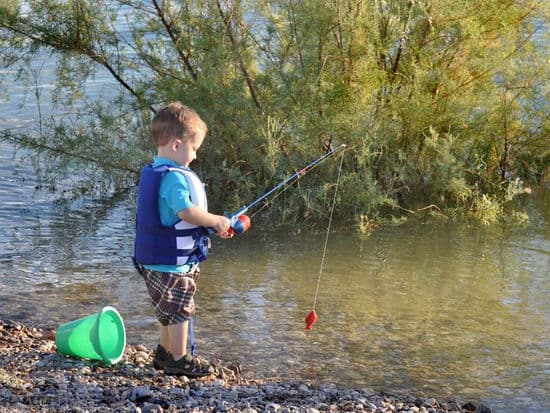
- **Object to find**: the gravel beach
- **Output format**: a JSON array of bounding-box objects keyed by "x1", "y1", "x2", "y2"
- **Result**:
[{"x1": 0, "y1": 320, "x2": 492, "y2": 413}]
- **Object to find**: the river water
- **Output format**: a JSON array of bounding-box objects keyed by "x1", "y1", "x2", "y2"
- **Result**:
[
  {"x1": 1, "y1": 139, "x2": 549, "y2": 412},
  {"x1": 1, "y1": 32, "x2": 549, "y2": 413}
]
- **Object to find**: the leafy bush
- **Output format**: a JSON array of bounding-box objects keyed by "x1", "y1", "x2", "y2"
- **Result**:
[{"x1": 1, "y1": 0, "x2": 548, "y2": 227}]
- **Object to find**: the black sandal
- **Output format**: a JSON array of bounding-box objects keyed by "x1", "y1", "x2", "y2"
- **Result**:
[{"x1": 164, "y1": 353, "x2": 214, "y2": 377}]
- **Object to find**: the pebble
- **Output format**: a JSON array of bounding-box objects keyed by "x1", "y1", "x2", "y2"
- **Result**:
[{"x1": 0, "y1": 320, "x2": 492, "y2": 412}]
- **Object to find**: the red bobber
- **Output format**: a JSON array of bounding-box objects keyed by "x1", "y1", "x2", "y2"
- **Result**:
[{"x1": 304, "y1": 309, "x2": 318, "y2": 330}]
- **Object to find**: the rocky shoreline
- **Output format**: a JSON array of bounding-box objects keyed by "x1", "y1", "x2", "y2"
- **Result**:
[{"x1": 0, "y1": 320, "x2": 491, "y2": 413}]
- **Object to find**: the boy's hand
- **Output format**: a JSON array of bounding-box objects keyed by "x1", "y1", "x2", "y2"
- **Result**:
[
  {"x1": 177, "y1": 207, "x2": 231, "y2": 236},
  {"x1": 211, "y1": 215, "x2": 231, "y2": 236}
]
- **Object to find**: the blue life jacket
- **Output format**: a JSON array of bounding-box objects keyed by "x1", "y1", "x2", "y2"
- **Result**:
[{"x1": 133, "y1": 165, "x2": 210, "y2": 266}]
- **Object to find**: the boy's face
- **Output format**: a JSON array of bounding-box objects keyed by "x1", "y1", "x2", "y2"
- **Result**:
[{"x1": 173, "y1": 124, "x2": 205, "y2": 167}]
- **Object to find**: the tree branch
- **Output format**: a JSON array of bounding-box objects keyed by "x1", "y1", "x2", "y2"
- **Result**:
[
  {"x1": 151, "y1": 0, "x2": 198, "y2": 81},
  {"x1": 216, "y1": 0, "x2": 262, "y2": 110},
  {"x1": 1, "y1": 19, "x2": 156, "y2": 113},
  {"x1": 2, "y1": 131, "x2": 140, "y2": 175}
]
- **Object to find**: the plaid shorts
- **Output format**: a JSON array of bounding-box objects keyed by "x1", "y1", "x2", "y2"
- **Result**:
[{"x1": 137, "y1": 265, "x2": 200, "y2": 326}]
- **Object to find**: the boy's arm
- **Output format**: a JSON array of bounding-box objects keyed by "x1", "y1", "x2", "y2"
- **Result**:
[{"x1": 177, "y1": 206, "x2": 230, "y2": 235}]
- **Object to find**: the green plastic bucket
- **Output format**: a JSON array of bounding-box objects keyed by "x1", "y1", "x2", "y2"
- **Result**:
[{"x1": 55, "y1": 306, "x2": 126, "y2": 364}]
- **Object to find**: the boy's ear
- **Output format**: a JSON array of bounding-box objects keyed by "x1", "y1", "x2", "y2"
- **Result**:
[{"x1": 172, "y1": 138, "x2": 182, "y2": 151}]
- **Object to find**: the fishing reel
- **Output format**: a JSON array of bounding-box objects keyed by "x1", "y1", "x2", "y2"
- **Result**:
[
  {"x1": 207, "y1": 214, "x2": 250, "y2": 236},
  {"x1": 227, "y1": 214, "x2": 251, "y2": 236}
]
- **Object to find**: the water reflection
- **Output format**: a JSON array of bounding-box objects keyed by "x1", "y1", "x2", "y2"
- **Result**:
[{"x1": 197, "y1": 223, "x2": 548, "y2": 410}]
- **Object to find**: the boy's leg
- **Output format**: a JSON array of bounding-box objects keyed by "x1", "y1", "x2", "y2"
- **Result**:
[
  {"x1": 165, "y1": 321, "x2": 188, "y2": 360},
  {"x1": 163, "y1": 319, "x2": 213, "y2": 377},
  {"x1": 160, "y1": 324, "x2": 169, "y2": 350}
]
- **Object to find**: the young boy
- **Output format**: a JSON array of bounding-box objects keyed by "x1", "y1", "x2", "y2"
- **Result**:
[{"x1": 133, "y1": 102, "x2": 231, "y2": 377}]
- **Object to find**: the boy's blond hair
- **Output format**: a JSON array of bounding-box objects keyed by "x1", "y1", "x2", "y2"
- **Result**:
[{"x1": 151, "y1": 102, "x2": 207, "y2": 146}]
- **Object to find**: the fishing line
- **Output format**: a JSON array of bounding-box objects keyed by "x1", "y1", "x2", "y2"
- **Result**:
[
  {"x1": 188, "y1": 146, "x2": 347, "y2": 361},
  {"x1": 304, "y1": 149, "x2": 345, "y2": 330},
  {"x1": 248, "y1": 147, "x2": 347, "y2": 220},
  {"x1": 194, "y1": 145, "x2": 346, "y2": 350},
  {"x1": 312, "y1": 152, "x2": 344, "y2": 308}
]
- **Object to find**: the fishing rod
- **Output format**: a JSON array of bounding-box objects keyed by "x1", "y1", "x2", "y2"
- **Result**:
[
  {"x1": 224, "y1": 143, "x2": 346, "y2": 236},
  {"x1": 193, "y1": 144, "x2": 346, "y2": 351}
]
